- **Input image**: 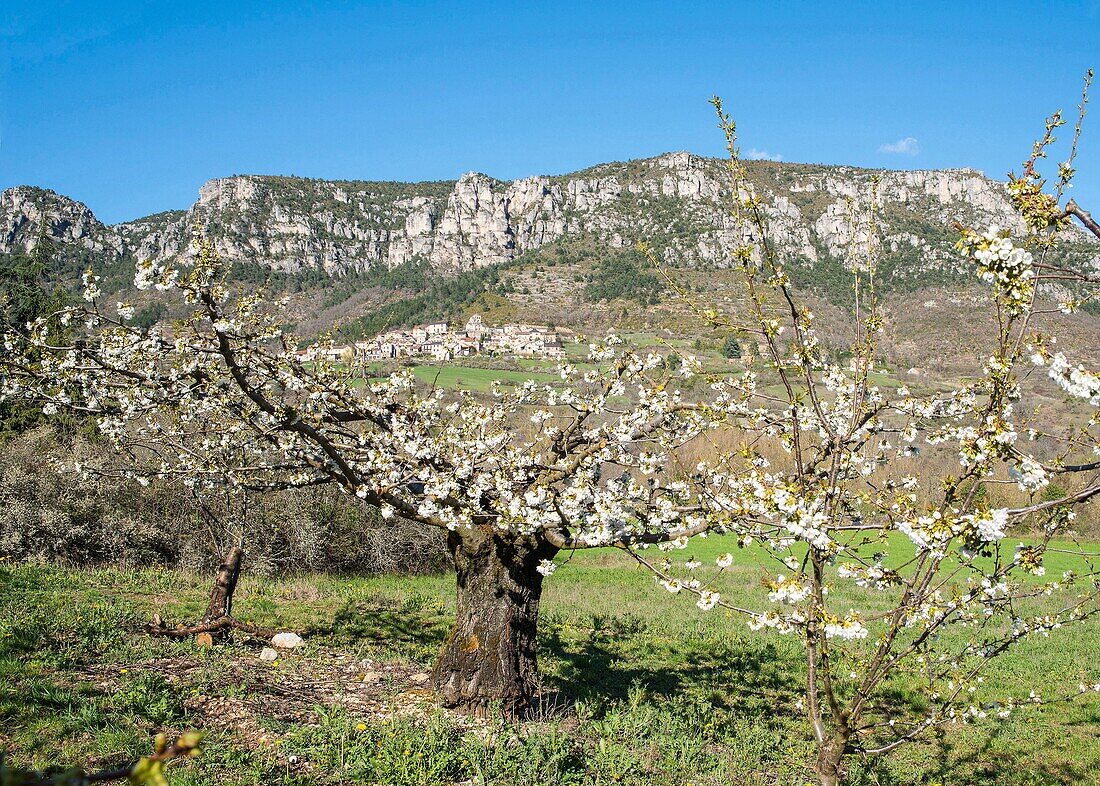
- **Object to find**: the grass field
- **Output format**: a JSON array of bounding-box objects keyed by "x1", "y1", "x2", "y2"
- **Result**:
[
  {"x1": 3, "y1": 534, "x2": 1100, "y2": 786},
  {"x1": 407, "y1": 364, "x2": 562, "y2": 392}
]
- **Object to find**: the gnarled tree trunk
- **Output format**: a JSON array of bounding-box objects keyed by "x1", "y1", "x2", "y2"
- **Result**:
[{"x1": 431, "y1": 529, "x2": 557, "y2": 717}]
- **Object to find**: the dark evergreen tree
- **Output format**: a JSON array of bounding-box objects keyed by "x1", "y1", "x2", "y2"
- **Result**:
[
  {"x1": 721, "y1": 335, "x2": 741, "y2": 359},
  {"x1": 0, "y1": 222, "x2": 69, "y2": 434}
]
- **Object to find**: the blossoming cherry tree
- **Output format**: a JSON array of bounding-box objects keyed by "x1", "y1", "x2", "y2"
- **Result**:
[
  {"x1": 1, "y1": 238, "x2": 745, "y2": 715},
  {"x1": 632, "y1": 92, "x2": 1100, "y2": 786}
]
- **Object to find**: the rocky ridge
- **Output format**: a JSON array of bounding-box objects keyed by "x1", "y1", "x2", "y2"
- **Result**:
[{"x1": 2, "y1": 153, "x2": 1097, "y2": 284}]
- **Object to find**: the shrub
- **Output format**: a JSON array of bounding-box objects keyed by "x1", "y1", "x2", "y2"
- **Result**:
[
  {"x1": 0, "y1": 427, "x2": 449, "y2": 575},
  {"x1": 584, "y1": 250, "x2": 663, "y2": 304}
]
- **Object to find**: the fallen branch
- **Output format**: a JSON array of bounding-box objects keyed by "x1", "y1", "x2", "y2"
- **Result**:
[{"x1": 144, "y1": 615, "x2": 275, "y2": 640}]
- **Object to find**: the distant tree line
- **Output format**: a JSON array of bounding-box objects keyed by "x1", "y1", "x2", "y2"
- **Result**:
[
  {"x1": 584, "y1": 249, "x2": 663, "y2": 304},
  {"x1": 338, "y1": 261, "x2": 507, "y2": 340}
]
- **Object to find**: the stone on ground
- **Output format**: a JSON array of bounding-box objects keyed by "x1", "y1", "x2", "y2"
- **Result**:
[{"x1": 271, "y1": 632, "x2": 304, "y2": 649}]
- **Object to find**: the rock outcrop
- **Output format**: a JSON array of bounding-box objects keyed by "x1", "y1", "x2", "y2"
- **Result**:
[
  {"x1": 2, "y1": 153, "x2": 1096, "y2": 283},
  {"x1": 0, "y1": 186, "x2": 121, "y2": 257}
]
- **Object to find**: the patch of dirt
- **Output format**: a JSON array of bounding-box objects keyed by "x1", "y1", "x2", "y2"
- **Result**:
[{"x1": 77, "y1": 644, "x2": 480, "y2": 751}]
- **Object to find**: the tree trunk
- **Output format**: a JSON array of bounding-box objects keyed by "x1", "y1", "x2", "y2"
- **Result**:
[
  {"x1": 816, "y1": 734, "x2": 848, "y2": 786},
  {"x1": 431, "y1": 529, "x2": 557, "y2": 718},
  {"x1": 201, "y1": 545, "x2": 243, "y2": 641}
]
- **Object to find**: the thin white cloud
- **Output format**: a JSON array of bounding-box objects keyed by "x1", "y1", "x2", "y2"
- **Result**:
[
  {"x1": 745, "y1": 148, "x2": 783, "y2": 162},
  {"x1": 878, "y1": 136, "x2": 921, "y2": 155}
]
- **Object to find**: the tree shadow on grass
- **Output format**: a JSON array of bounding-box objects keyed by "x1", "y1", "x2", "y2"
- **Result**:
[
  {"x1": 301, "y1": 598, "x2": 451, "y2": 660},
  {"x1": 540, "y1": 613, "x2": 806, "y2": 721},
  {"x1": 0, "y1": 675, "x2": 133, "y2": 763},
  {"x1": 0, "y1": 677, "x2": 89, "y2": 720},
  {"x1": 256, "y1": 595, "x2": 1099, "y2": 786},
  {"x1": 901, "y1": 706, "x2": 1100, "y2": 786}
]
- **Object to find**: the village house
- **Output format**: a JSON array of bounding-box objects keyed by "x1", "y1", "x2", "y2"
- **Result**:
[
  {"x1": 295, "y1": 345, "x2": 353, "y2": 362},
  {"x1": 356, "y1": 315, "x2": 565, "y2": 361}
]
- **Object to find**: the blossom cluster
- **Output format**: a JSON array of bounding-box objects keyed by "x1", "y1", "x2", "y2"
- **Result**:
[
  {"x1": 1, "y1": 240, "x2": 759, "y2": 567},
  {"x1": 1037, "y1": 351, "x2": 1100, "y2": 407},
  {"x1": 957, "y1": 227, "x2": 1036, "y2": 314}
]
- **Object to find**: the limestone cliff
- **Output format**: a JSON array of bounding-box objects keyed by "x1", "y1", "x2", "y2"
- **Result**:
[
  {"x1": 0, "y1": 186, "x2": 121, "y2": 258},
  {"x1": 2, "y1": 153, "x2": 1096, "y2": 285}
]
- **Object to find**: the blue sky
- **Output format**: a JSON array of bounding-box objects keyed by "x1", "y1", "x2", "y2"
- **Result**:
[{"x1": 2, "y1": 1, "x2": 1099, "y2": 224}]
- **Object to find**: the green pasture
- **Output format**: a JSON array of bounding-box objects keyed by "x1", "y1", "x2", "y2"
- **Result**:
[
  {"x1": 570, "y1": 530, "x2": 1100, "y2": 579},
  {"x1": 3, "y1": 536, "x2": 1100, "y2": 786},
  {"x1": 408, "y1": 365, "x2": 560, "y2": 392}
]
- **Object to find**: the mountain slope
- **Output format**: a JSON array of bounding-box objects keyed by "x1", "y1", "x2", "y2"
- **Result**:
[
  {"x1": 3, "y1": 153, "x2": 1099, "y2": 371},
  {"x1": 1, "y1": 186, "x2": 120, "y2": 262},
  {"x1": 5, "y1": 153, "x2": 1096, "y2": 291}
]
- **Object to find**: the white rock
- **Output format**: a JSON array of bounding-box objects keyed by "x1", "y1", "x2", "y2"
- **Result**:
[
  {"x1": 271, "y1": 632, "x2": 304, "y2": 649},
  {"x1": 260, "y1": 647, "x2": 279, "y2": 661}
]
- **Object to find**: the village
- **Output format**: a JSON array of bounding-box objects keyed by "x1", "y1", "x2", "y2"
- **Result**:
[{"x1": 300, "y1": 315, "x2": 569, "y2": 362}]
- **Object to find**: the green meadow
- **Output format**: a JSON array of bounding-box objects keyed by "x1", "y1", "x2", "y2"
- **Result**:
[{"x1": 3, "y1": 534, "x2": 1099, "y2": 786}]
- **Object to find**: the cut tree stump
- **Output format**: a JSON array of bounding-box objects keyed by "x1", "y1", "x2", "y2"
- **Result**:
[{"x1": 203, "y1": 545, "x2": 243, "y2": 626}]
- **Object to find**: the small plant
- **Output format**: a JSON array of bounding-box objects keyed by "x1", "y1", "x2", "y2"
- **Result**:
[
  {"x1": 0, "y1": 731, "x2": 202, "y2": 786},
  {"x1": 115, "y1": 673, "x2": 184, "y2": 726}
]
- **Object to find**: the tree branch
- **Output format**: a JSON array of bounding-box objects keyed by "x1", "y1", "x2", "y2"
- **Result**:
[{"x1": 1065, "y1": 199, "x2": 1100, "y2": 240}]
